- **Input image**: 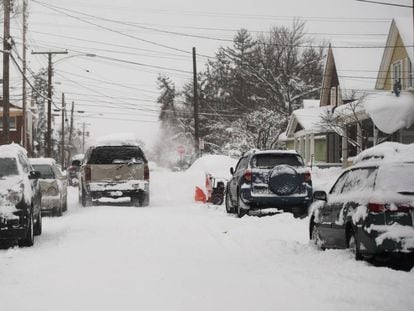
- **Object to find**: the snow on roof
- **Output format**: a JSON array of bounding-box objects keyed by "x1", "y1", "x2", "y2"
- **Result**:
[
  {"x1": 395, "y1": 17, "x2": 413, "y2": 62},
  {"x1": 29, "y1": 157, "x2": 56, "y2": 166},
  {"x1": 0, "y1": 143, "x2": 27, "y2": 158},
  {"x1": 363, "y1": 91, "x2": 414, "y2": 134},
  {"x1": 93, "y1": 133, "x2": 141, "y2": 147},
  {"x1": 353, "y1": 142, "x2": 414, "y2": 164},
  {"x1": 290, "y1": 105, "x2": 333, "y2": 134},
  {"x1": 302, "y1": 100, "x2": 319, "y2": 109}
]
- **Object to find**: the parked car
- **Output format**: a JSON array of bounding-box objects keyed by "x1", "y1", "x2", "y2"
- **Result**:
[
  {"x1": 67, "y1": 154, "x2": 84, "y2": 186},
  {"x1": 30, "y1": 158, "x2": 68, "y2": 217},
  {"x1": 79, "y1": 139, "x2": 150, "y2": 207},
  {"x1": 0, "y1": 144, "x2": 42, "y2": 246},
  {"x1": 225, "y1": 150, "x2": 312, "y2": 218},
  {"x1": 309, "y1": 156, "x2": 414, "y2": 262}
]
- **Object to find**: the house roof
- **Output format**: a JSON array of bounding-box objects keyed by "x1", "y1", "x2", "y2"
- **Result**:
[
  {"x1": 376, "y1": 18, "x2": 413, "y2": 89},
  {"x1": 285, "y1": 105, "x2": 333, "y2": 137}
]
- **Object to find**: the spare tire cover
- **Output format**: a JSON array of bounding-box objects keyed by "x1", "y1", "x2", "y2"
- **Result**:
[{"x1": 268, "y1": 165, "x2": 300, "y2": 195}]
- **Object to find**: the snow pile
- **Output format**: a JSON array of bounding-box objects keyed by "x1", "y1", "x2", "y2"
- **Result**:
[
  {"x1": 353, "y1": 142, "x2": 414, "y2": 164},
  {"x1": 371, "y1": 223, "x2": 414, "y2": 252},
  {"x1": 186, "y1": 154, "x2": 237, "y2": 180},
  {"x1": 93, "y1": 133, "x2": 142, "y2": 147},
  {"x1": 364, "y1": 92, "x2": 414, "y2": 134}
]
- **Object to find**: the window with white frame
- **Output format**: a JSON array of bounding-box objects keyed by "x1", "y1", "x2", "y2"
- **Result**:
[{"x1": 0, "y1": 117, "x2": 17, "y2": 130}]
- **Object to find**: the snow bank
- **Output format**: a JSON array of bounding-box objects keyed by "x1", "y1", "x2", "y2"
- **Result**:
[
  {"x1": 364, "y1": 92, "x2": 414, "y2": 134},
  {"x1": 186, "y1": 154, "x2": 237, "y2": 180}
]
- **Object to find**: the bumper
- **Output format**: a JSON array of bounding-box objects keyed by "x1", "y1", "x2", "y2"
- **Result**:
[
  {"x1": 0, "y1": 213, "x2": 29, "y2": 240},
  {"x1": 358, "y1": 226, "x2": 414, "y2": 255},
  {"x1": 87, "y1": 181, "x2": 149, "y2": 199},
  {"x1": 240, "y1": 187, "x2": 312, "y2": 210},
  {"x1": 41, "y1": 196, "x2": 61, "y2": 212}
]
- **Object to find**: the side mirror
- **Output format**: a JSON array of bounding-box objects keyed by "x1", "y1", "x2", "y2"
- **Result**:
[
  {"x1": 230, "y1": 167, "x2": 234, "y2": 175},
  {"x1": 313, "y1": 191, "x2": 327, "y2": 201},
  {"x1": 29, "y1": 171, "x2": 41, "y2": 180}
]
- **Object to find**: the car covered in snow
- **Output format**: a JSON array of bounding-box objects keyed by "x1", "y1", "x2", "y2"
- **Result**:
[
  {"x1": 0, "y1": 144, "x2": 42, "y2": 246},
  {"x1": 30, "y1": 158, "x2": 68, "y2": 216},
  {"x1": 67, "y1": 154, "x2": 84, "y2": 186},
  {"x1": 309, "y1": 143, "x2": 414, "y2": 261},
  {"x1": 79, "y1": 134, "x2": 150, "y2": 207},
  {"x1": 225, "y1": 149, "x2": 312, "y2": 218}
]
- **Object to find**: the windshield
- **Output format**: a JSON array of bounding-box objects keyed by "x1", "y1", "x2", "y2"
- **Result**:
[
  {"x1": 0, "y1": 157, "x2": 18, "y2": 177},
  {"x1": 88, "y1": 146, "x2": 146, "y2": 165},
  {"x1": 375, "y1": 164, "x2": 414, "y2": 194},
  {"x1": 252, "y1": 154, "x2": 304, "y2": 168},
  {"x1": 32, "y1": 164, "x2": 55, "y2": 179}
]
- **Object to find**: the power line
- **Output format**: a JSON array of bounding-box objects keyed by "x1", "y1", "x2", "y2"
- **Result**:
[{"x1": 356, "y1": 0, "x2": 413, "y2": 8}]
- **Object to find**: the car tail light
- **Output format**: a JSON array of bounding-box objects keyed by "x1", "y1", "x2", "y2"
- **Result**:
[
  {"x1": 304, "y1": 170, "x2": 311, "y2": 182},
  {"x1": 144, "y1": 164, "x2": 150, "y2": 181},
  {"x1": 368, "y1": 203, "x2": 386, "y2": 213},
  {"x1": 244, "y1": 169, "x2": 252, "y2": 183},
  {"x1": 85, "y1": 165, "x2": 91, "y2": 182}
]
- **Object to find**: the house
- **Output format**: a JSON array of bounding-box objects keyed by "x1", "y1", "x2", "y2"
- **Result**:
[
  {"x1": 0, "y1": 101, "x2": 35, "y2": 154},
  {"x1": 282, "y1": 18, "x2": 414, "y2": 167}
]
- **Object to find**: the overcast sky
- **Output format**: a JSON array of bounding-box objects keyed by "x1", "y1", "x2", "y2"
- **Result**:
[{"x1": 5, "y1": 0, "x2": 413, "y2": 149}]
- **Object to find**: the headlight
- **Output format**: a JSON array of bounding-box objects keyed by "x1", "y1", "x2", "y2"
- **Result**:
[
  {"x1": 7, "y1": 190, "x2": 23, "y2": 205},
  {"x1": 46, "y1": 187, "x2": 58, "y2": 196}
]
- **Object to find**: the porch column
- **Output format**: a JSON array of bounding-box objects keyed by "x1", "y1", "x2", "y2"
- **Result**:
[
  {"x1": 341, "y1": 126, "x2": 348, "y2": 168},
  {"x1": 310, "y1": 134, "x2": 315, "y2": 165},
  {"x1": 304, "y1": 134, "x2": 310, "y2": 164},
  {"x1": 293, "y1": 137, "x2": 298, "y2": 152},
  {"x1": 299, "y1": 136, "x2": 304, "y2": 158},
  {"x1": 357, "y1": 123, "x2": 362, "y2": 153}
]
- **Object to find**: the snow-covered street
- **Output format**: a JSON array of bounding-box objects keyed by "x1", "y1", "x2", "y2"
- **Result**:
[{"x1": 1, "y1": 169, "x2": 413, "y2": 311}]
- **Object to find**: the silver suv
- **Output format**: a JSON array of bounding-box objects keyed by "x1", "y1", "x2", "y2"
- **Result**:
[{"x1": 79, "y1": 144, "x2": 149, "y2": 207}]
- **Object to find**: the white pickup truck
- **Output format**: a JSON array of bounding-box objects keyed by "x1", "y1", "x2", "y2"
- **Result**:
[{"x1": 79, "y1": 143, "x2": 149, "y2": 207}]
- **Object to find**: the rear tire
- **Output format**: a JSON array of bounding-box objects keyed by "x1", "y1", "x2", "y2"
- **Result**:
[
  {"x1": 348, "y1": 227, "x2": 363, "y2": 261},
  {"x1": 225, "y1": 187, "x2": 235, "y2": 214},
  {"x1": 34, "y1": 212, "x2": 42, "y2": 236},
  {"x1": 19, "y1": 211, "x2": 34, "y2": 247},
  {"x1": 236, "y1": 193, "x2": 247, "y2": 218}
]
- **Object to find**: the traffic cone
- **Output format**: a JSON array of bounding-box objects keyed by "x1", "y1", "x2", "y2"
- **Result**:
[{"x1": 194, "y1": 186, "x2": 206, "y2": 203}]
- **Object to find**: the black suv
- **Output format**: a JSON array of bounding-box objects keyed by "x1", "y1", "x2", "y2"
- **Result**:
[
  {"x1": 225, "y1": 150, "x2": 312, "y2": 218},
  {"x1": 0, "y1": 144, "x2": 42, "y2": 246}
]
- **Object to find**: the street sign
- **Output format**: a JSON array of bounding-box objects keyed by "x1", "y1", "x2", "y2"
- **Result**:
[{"x1": 177, "y1": 145, "x2": 185, "y2": 155}]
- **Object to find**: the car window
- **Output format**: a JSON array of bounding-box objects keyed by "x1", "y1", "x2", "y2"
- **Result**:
[
  {"x1": 0, "y1": 157, "x2": 19, "y2": 177},
  {"x1": 88, "y1": 146, "x2": 146, "y2": 165},
  {"x1": 330, "y1": 171, "x2": 350, "y2": 195},
  {"x1": 235, "y1": 157, "x2": 249, "y2": 172},
  {"x1": 251, "y1": 154, "x2": 304, "y2": 168},
  {"x1": 341, "y1": 168, "x2": 377, "y2": 194},
  {"x1": 32, "y1": 164, "x2": 55, "y2": 179},
  {"x1": 375, "y1": 164, "x2": 414, "y2": 193}
]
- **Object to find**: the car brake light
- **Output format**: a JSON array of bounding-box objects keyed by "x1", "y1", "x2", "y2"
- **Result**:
[
  {"x1": 304, "y1": 170, "x2": 311, "y2": 182},
  {"x1": 368, "y1": 203, "x2": 386, "y2": 213},
  {"x1": 85, "y1": 165, "x2": 91, "y2": 182},
  {"x1": 244, "y1": 169, "x2": 252, "y2": 183},
  {"x1": 144, "y1": 164, "x2": 150, "y2": 181}
]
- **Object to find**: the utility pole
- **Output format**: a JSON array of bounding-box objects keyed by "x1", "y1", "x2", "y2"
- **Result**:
[
  {"x1": 61, "y1": 93, "x2": 65, "y2": 168},
  {"x1": 31, "y1": 50, "x2": 67, "y2": 157},
  {"x1": 2, "y1": 0, "x2": 11, "y2": 144},
  {"x1": 192, "y1": 47, "x2": 200, "y2": 156},
  {"x1": 22, "y1": 0, "x2": 28, "y2": 150},
  {"x1": 68, "y1": 101, "x2": 74, "y2": 164}
]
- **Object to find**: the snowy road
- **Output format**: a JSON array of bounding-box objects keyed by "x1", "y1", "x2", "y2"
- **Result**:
[{"x1": 1, "y1": 170, "x2": 414, "y2": 311}]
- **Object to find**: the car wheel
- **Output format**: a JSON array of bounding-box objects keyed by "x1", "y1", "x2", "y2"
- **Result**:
[
  {"x1": 348, "y1": 228, "x2": 363, "y2": 261},
  {"x1": 225, "y1": 187, "x2": 235, "y2": 214},
  {"x1": 19, "y1": 211, "x2": 34, "y2": 247},
  {"x1": 310, "y1": 219, "x2": 323, "y2": 249},
  {"x1": 55, "y1": 204, "x2": 63, "y2": 217},
  {"x1": 140, "y1": 193, "x2": 150, "y2": 207},
  {"x1": 34, "y1": 211, "x2": 42, "y2": 236},
  {"x1": 236, "y1": 193, "x2": 246, "y2": 218}
]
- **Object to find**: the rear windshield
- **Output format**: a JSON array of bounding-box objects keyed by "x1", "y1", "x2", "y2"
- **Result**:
[
  {"x1": 251, "y1": 154, "x2": 304, "y2": 168},
  {"x1": 32, "y1": 164, "x2": 55, "y2": 179},
  {"x1": 88, "y1": 146, "x2": 146, "y2": 165},
  {"x1": 71, "y1": 160, "x2": 81, "y2": 166},
  {"x1": 0, "y1": 158, "x2": 18, "y2": 177},
  {"x1": 375, "y1": 164, "x2": 414, "y2": 194}
]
